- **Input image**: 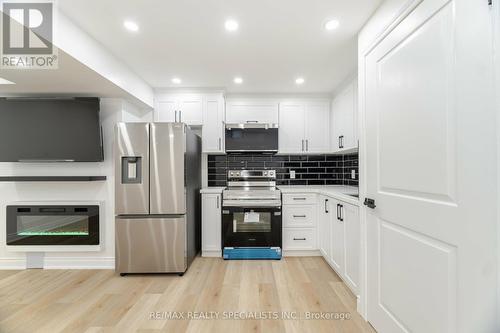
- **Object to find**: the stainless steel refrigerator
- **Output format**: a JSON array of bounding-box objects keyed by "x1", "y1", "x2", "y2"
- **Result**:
[{"x1": 114, "y1": 122, "x2": 201, "y2": 275}]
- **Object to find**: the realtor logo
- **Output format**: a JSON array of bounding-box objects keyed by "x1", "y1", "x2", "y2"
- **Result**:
[{"x1": 1, "y1": 0, "x2": 58, "y2": 68}]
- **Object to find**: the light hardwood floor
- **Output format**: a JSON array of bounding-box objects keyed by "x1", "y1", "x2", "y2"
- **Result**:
[{"x1": 0, "y1": 257, "x2": 375, "y2": 333}]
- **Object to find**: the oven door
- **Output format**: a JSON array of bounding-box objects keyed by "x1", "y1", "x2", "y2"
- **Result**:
[{"x1": 222, "y1": 206, "x2": 282, "y2": 248}]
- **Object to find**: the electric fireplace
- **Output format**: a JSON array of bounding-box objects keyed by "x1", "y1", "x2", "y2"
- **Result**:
[{"x1": 6, "y1": 205, "x2": 99, "y2": 245}]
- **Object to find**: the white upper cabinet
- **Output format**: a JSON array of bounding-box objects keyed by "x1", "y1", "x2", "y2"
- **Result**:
[
  {"x1": 202, "y1": 94, "x2": 225, "y2": 153},
  {"x1": 331, "y1": 79, "x2": 358, "y2": 152},
  {"x1": 305, "y1": 102, "x2": 330, "y2": 153},
  {"x1": 226, "y1": 100, "x2": 279, "y2": 124},
  {"x1": 155, "y1": 93, "x2": 203, "y2": 125},
  {"x1": 177, "y1": 95, "x2": 203, "y2": 125},
  {"x1": 156, "y1": 98, "x2": 177, "y2": 122},
  {"x1": 278, "y1": 100, "x2": 330, "y2": 154},
  {"x1": 278, "y1": 102, "x2": 305, "y2": 153}
]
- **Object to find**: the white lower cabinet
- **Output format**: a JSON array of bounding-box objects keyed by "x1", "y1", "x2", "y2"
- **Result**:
[
  {"x1": 343, "y1": 203, "x2": 360, "y2": 292},
  {"x1": 318, "y1": 194, "x2": 360, "y2": 295},
  {"x1": 201, "y1": 193, "x2": 221, "y2": 256},
  {"x1": 283, "y1": 228, "x2": 317, "y2": 250},
  {"x1": 282, "y1": 193, "x2": 318, "y2": 251},
  {"x1": 318, "y1": 195, "x2": 331, "y2": 258}
]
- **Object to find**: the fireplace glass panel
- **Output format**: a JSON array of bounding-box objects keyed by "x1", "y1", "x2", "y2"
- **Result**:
[
  {"x1": 17, "y1": 215, "x2": 89, "y2": 236},
  {"x1": 6, "y1": 205, "x2": 99, "y2": 245}
]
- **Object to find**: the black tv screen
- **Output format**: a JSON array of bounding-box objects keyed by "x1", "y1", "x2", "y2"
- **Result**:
[{"x1": 0, "y1": 98, "x2": 103, "y2": 162}]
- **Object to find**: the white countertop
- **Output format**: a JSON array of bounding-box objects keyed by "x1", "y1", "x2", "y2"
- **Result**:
[
  {"x1": 278, "y1": 185, "x2": 360, "y2": 206},
  {"x1": 201, "y1": 185, "x2": 359, "y2": 205},
  {"x1": 200, "y1": 187, "x2": 225, "y2": 194}
]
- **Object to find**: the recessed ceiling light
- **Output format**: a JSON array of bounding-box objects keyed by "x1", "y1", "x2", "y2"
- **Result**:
[
  {"x1": 172, "y1": 77, "x2": 181, "y2": 84},
  {"x1": 0, "y1": 77, "x2": 15, "y2": 84},
  {"x1": 233, "y1": 77, "x2": 243, "y2": 84},
  {"x1": 224, "y1": 19, "x2": 239, "y2": 32},
  {"x1": 123, "y1": 20, "x2": 139, "y2": 32},
  {"x1": 324, "y1": 19, "x2": 340, "y2": 31},
  {"x1": 295, "y1": 77, "x2": 305, "y2": 85}
]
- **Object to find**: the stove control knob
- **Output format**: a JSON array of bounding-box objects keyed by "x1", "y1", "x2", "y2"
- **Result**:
[{"x1": 263, "y1": 171, "x2": 268, "y2": 176}]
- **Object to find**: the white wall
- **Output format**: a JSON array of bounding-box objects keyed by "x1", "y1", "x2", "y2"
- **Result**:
[
  {"x1": 55, "y1": 10, "x2": 154, "y2": 108},
  {"x1": 0, "y1": 98, "x2": 151, "y2": 269},
  {"x1": 495, "y1": 0, "x2": 500, "y2": 326}
]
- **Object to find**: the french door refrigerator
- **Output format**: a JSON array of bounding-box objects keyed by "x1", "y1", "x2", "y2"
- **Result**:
[{"x1": 115, "y1": 122, "x2": 201, "y2": 275}]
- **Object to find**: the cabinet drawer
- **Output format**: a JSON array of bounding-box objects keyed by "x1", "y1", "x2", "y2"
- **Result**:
[
  {"x1": 282, "y1": 193, "x2": 317, "y2": 205},
  {"x1": 283, "y1": 228, "x2": 317, "y2": 250},
  {"x1": 283, "y1": 205, "x2": 316, "y2": 227}
]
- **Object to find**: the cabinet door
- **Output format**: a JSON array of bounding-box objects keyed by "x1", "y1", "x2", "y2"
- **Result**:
[
  {"x1": 330, "y1": 200, "x2": 344, "y2": 272},
  {"x1": 202, "y1": 95, "x2": 225, "y2": 153},
  {"x1": 278, "y1": 102, "x2": 305, "y2": 153},
  {"x1": 226, "y1": 100, "x2": 279, "y2": 124},
  {"x1": 343, "y1": 203, "x2": 360, "y2": 293},
  {"x1": 305, "y1": 102, "x2": 330, "y2": 153},
  {"x1": 318, "y1": 196, "x2": 332, "y2": 259},
  {"x1": 201, "y1": 194, "x2": 221, "y2": 255},
  {"x1": 331, "y1": 81, "x2": 357, "y2": 151},
  {"x1": 178, "y1": 95, "x2": 203, "y2": 125},
  {"x1": 156, "y1": 99, "x2": 177, "y2": 122}
]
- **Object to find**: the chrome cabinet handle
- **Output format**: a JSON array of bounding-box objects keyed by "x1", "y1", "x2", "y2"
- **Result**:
[
  {"x1": 293, "y1": 238, "x2": 306, "y2": 241},
  {"x1": 246, "y1": 120, "x2": 258, "y2": 123},
  {"x1": 293, "y1": 197, "x2": 306, "y2": 201},
  {"x1": 293, "y1": 215, "x2": 306, "y2": 218},
  {"x1": 301, "y1": 139, "x2": 304, "y2": 151},
  {"x1": 325, "y1": 199, "x2": 329, "y2": 213},
  {"x1": 306, "y1": 139, "x2": 309, "y2": 151},
  {"x1": 179, "y1": 111, "x2": 182, "y2": 122},
  {"x1": 217, "y1": 196, "x2": 219, "y2": 209},
  {"x1": 174, "y1": 110, "x2": 177, "y2": 122},
  {"x1": 218, "y1": 138, "x2": 221, "y2": 150}
]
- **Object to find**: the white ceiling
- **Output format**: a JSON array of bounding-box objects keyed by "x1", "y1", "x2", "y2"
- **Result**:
[
  {"x1": 59, "y1": 0, "x2": 381, "y2": 94},
  {"x1": 0, "y1": 49, "x2": 147, "y2": 106}
]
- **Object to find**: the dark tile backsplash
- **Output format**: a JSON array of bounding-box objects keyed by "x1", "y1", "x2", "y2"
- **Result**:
[{"x1": 207, "y1": 153, "x2": 359, "y2": 187}]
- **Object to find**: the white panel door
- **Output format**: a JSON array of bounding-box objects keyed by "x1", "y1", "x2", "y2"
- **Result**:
[
  {"x1": 278, "y1": 102, "x2": 305, "y2": 153},
  {"x1": 178, "y1": 95, "x2": 203, "y2": 125},
  {"x1": 156, "y1": 99, "x2": 177, "y2": 122},
  {"x1": 330, "y1": 200, "x2": 344, "y2": 272},
  {"x1": 201, "y1": 194, "x2": 221, "y2": 254},
  {"x1": 343, "y1": 203, "x2": 359, "y2": 294},
  {"x1": 305, "y1": 102, "x2": 330, "y2": 153},
  {"x1": 202, "y1": 95, "x2": 225, "y2": 153},
  {"x1": 364, "y1": 0, "x2": 496, "y2": 332},
  {"x1": 318, "y1": 195, "x2": 332, "y2": 259}
]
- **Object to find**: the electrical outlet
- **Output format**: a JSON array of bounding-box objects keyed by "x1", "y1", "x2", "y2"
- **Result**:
[
  {"x1": 290, "y1": 170, "x2": 296, "y2": 179},
  {"x1": 351, "y1": 169, "x2": 356, "y2": 179}
]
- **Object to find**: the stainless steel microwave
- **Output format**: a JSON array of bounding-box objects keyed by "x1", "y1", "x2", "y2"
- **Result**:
[{"x1": 225, "y1": 123, "x2": 279, "y2": 153}]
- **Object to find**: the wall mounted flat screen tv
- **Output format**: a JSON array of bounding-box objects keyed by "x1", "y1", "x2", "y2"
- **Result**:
[{"x1": 0, "y1": 97, "x2": 103, "y2": 162}]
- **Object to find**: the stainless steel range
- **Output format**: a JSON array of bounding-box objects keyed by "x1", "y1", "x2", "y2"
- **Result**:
[{"x1": 222, "y1": 170, "x2": 282, "y2": 259}]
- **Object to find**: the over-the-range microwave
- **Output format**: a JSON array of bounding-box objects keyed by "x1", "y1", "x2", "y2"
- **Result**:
[{"x1": 225, "y1": 123, "x2": 279, "y2": 153}]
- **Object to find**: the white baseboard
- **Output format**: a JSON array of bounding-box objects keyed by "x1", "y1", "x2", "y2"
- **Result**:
[
  {"x1": 283, "y1": 250, "x2": 322, "y2": 257},
  {"x1": 0, "y1": 258, "x2": 26, "y2": 269},
  {"x1": 0, "y1": 257, "x2": 115, "y2": 270},
  {"x1": 202, "y1": 250, "x2": 222, "y2": 258},
  {"x1": 44, "y1": 257, "x2": 115, "y2": 269}
]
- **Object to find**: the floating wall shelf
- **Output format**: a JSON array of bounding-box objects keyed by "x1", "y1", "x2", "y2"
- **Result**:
[{"x1": 0, "y1": 176, "x2": 107, "y2": 182}]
